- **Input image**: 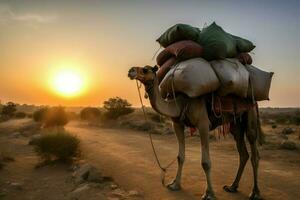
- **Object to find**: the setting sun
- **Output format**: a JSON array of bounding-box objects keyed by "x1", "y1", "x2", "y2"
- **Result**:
[{"x1": 51, "y1": 69, "x2": 85, "y2": 97}]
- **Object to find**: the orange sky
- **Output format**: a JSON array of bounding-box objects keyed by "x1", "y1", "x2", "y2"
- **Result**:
[{"x1": 0, "y1": 0, "x2": 299, "y2": 107}]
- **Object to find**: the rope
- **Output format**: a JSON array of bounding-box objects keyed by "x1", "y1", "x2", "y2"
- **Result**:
[{"x1": 135, "y1": 80, "x2": 177, "y2": 186}]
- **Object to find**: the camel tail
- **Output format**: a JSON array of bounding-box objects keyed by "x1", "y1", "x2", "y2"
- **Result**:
[{"x1": 256, "y1": 103, "x2": 265, "y2": 145}]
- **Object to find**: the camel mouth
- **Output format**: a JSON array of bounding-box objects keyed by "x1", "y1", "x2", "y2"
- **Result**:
[{"x1": 128, "y1": 68, "x2": 137, "y2": 80}]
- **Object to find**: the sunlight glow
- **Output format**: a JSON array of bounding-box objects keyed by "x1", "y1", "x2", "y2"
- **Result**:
[{"x1": 51, "y1": 69, "x2": 85, "y2": 97}]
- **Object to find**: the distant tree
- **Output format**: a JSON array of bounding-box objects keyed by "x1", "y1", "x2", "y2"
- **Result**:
[
  {"x1": 80, "y1": 107, "x2": 101, "y2": 121},
  {"x1": 103, "y1": 97, "x2": 134, "y2": 119},
  {"x1": 33, "y1": 107, "x2": 48, "y2": 122},
  {"x1": 1, "y1": 102, "x2": 17, "y2": 117}
]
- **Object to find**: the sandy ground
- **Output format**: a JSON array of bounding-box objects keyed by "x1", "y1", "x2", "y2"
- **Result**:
[
  {"x1": 0, "y1": 119, "x2": 75, "y2": 200},
  {"x1": 0, "y1": 119, "x2": 299, "y2": 200},
  {"x1": 68, "y1": 122, "x2": 300, "y2": 200},
  {"x1": 0, "y1": 119, "x2": 143, "y2": 200}
]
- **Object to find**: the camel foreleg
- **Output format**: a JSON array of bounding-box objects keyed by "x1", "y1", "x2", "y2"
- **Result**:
[{"x1": 167, "y1": 121, "x2": 185, "y2": 191}]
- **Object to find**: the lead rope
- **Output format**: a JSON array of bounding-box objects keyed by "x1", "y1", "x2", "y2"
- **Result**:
[{"x1": 135, "y1": 80, "x2": 177, "y2": 186}]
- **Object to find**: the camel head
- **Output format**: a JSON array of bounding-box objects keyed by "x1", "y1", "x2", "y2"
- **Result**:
[{"x1": 128, "y1": 65, "x2": 158, "y2": 84}]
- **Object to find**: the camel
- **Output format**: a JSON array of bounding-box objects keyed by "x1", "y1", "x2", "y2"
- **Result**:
[{"x1": 128, "y1": 65, "x2": 264, "y2": 200}]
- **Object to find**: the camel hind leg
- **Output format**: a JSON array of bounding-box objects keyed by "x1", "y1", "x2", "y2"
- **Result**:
[
  {"x1": 224, "y1": 114, "x2": 249, "y2": 193},
  {"x1": 246, "y1": 108, "x2": 263, "y2": 200},
  {"x1": 167, "y1": 121, "x2": 185, "y2": 191}
]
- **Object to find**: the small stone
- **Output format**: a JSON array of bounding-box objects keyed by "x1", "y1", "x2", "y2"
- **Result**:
[
  {"x1": 110, "y1": 184, "x2": 118, "y2": 190},
  {"x1": 10, "y1": 182, "x2": 23, "y2": 190},
  {"x1": 111, "y1": 188, "x2": 126, "y2": 198},
  {"x1": 72, "y1": 163, "x2": 103, "y2": 184},
  {"x1": 282, "y1": 127, "x2": 294, "y2": 135},
  {"x1": 87, "y1": 167, "x2": 103, "y2": 183},
  {"x1": 69, "y1": 184, "x2": 90, "y2": 199},
  {"x1": 72, "y1": 164, "x2": 92, "y2": 184},
  {"x1": 128, "y1": 190, "x2": 139, "y2": 196}
]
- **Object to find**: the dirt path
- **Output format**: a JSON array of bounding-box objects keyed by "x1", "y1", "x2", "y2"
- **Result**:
[
  {"x1": 0, "y1": 119, "x2": 143, "y2": 200},
  {"x1": 68, "y1": 122, "x2": 300, "y2": 200}
]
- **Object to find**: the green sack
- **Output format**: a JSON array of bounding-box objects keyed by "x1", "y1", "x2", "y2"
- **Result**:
[
  {"x1": 230, "y1": 35, "x2": 255, "y2": 52},
  {"x1": 156, "y1": 24, "x2": 200, "y2": 48},
  {"x1": 197, "y1": 22, "x2": 237, "y2": 60}
]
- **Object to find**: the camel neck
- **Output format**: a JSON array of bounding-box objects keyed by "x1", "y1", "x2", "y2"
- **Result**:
[{"x1": 144, "y1": 77, "x2": 182, "y2": 118}]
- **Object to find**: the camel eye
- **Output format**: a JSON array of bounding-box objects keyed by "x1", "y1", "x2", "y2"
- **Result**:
[{"x1": 142, "y1": 68, "x2": 148, "y2": 74}]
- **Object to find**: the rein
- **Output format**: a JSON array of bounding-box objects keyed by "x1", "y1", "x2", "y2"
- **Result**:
[{"x1": 135, "y1": 80, "x2": 177, "y2": 187}]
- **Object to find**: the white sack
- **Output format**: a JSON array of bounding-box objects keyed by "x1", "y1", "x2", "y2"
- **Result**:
[
  {"x1": 245, "y1": 65, "x2": 274, "y2": 101},
  {"x1": 210, "y1": 58, "x2": 249, "y2": 97},
  {"x1": 159, "y1": 58, "x2": 220, "y2": 98}
]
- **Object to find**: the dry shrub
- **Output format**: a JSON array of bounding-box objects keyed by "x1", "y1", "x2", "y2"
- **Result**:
[
  {"x1": 260, "y1": 109, "x2": 300, "y2": 125},
  {"x1": 32, "y1": 129, "x2": 80, "y2": 162},
  {"x1": 80, "y1": 107, "x2": 101, "y2": 121},
  {"x1": 15, "y1": 112, "x2": 27, "y2": 119},
  {"x1": 33, "y1": 107, "x2": 69, "y2": 127},
  {"x1": 148, "y1": 112, "x2": 165, "y2": 123},
  {"x1": 33, "y1": 107, "x2": 48, "y2": 122}
]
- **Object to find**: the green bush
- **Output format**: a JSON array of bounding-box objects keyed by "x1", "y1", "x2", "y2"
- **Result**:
[
  {"x1": 103, "y1": 97, "x2": 134, "y2": 119},
  {"x1": 33, "y1": 130, "x2": 80, "y2": 162},
  {"x1": 15, "y1": 112, "x2": 27, "y2": 119},
  {"x1": 80, "y1": 107, "x2": 101, "y2": 121}
]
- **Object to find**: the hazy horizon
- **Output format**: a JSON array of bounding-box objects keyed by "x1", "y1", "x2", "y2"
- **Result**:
[{"x1": 1, "y1": 0, "x2": 299, "y2": 107}]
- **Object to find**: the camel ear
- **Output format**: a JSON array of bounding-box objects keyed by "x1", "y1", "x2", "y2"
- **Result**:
[{"x1": 152, "y1": 65, "x2": 158, "y2": 73}]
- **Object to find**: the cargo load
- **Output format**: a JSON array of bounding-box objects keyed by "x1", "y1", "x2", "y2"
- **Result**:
[
  {"x1": 154, "y1": 22, "x2": 272, "y2": 102},
  {"x1": 156, "y1": 24, "x2": 200, "y2": 48},
  {"x1": 245, "y1": 65, "x2": 274, "y2": 101},
  {"x1": 157, "y1": 57, "x2": 177, "y2": 83},
  {"x1": 210, "y1": 59, "x2": 249, "y2": 98},
  {"x1": 237, "y1": 52, "x2": 252, "y2": 65},
  {"x1": 197, "y1": 22, "x2": 237, "y2": 60},
  {"x1": 230, "y1": 35, "x2": 256, "y2": 53},
  {"x1": 156, "y1": 22, "x2": 255, "y2": 61},
  {"x1": 156, "y1": 40, "x2": 203, "y2": 66},
  {"x1": 159, "y1": 58, "x2": 220, "y2": 98}
]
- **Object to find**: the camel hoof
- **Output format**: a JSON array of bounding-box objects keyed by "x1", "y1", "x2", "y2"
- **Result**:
[
  {"x1": 223, "y1": 185, "x2": 238, "y2": 193},
  {"x1": 167, "y1": 181, "x2": 181, "y2": 191},
  {"x1": 201, "y1": 192, "x2": 216, "y2": 200},
  {"x1": 249, "y1": 191, "x2": 263, "y2": 200}
]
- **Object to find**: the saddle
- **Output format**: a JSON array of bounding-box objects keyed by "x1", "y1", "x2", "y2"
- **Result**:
[{"x1": 211, "y1": 94, "x2": 256, "y2": 116}]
